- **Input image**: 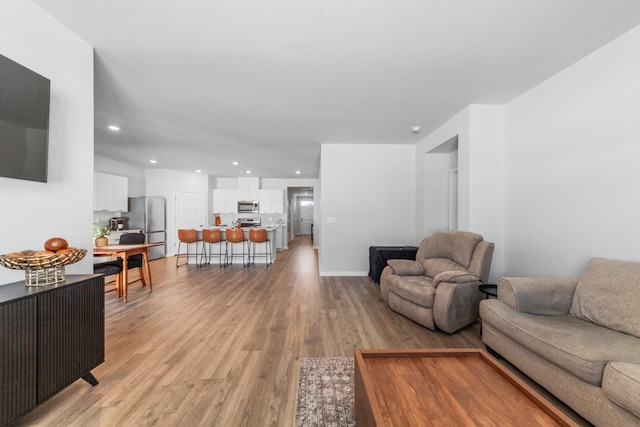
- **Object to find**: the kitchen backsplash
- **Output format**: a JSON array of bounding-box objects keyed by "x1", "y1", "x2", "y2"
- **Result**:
[
  {"x1": 93, "y1": 211, "x2": 122, "y2": 226},
  {"x1": 214, "y1": 213, "x2": 286, "y2": 227}
]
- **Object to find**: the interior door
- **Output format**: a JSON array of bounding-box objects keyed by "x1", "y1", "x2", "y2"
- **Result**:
[
  {"x1": 174, "y1": 190, "x2": 205, "y2": 252},
  {"x1": 298, "y1": 198, "x2": 314, "y2": 234}
]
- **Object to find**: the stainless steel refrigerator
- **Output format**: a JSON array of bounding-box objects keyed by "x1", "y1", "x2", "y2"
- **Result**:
[{"x1": 124, "y1": 197, "x2": 166, "y2": 260}]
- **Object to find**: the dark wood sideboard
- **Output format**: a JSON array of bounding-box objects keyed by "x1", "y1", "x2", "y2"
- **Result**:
[{"x1": 0, "y1": 274, "x2": 105, "y2": 426}]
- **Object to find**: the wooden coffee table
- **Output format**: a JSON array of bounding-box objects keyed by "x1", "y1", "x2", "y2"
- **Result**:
[{"x1": 354, "y1": 348, "x2": 580, "y2": 427}]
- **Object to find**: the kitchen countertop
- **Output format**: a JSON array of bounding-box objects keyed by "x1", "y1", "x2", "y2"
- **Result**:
[{"x1": 205, "y1": 225, "x2": 283, "y2": 232}]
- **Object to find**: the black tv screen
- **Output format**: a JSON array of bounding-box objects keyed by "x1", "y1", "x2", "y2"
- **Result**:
[{"x1": 0, "y1": 54, "x2": 50, "y2": 183}]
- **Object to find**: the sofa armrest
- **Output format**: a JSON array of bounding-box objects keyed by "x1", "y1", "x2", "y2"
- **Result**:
[
  {"x1": 433, "y1": 279, "x2": 482, "y2": 333},
  {"x1": 433, "y1": 271, "x2": 481, "y2": 288},
  {"x1": 386, "y1": 259, "x2": 424, "y2": 276},
  {"x1": 498, "y1": 276, "x2": 579, "y2": 315}
]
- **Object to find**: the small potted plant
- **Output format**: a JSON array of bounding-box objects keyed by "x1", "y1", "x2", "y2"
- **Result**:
[{"x1": 93, "y1": 224, "x2": 110, "y2": 247}]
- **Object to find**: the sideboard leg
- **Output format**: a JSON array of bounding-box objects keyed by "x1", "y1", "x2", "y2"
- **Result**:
[{"x1": 81, "y1": 372, "x2": 99, "y2": 386}]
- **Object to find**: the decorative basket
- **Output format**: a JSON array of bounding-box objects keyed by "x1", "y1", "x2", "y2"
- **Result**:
[{"x1": 0, "y1": 249, "x2": 87, "y2": 286}]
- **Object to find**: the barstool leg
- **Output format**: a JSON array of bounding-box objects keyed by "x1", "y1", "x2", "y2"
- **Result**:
[
  {"x1": 248, "y1": 240, "x2": 272, "y2": 267},
  {"x1": 267, "y1": 240, "x2": 272, "y2": 266}
]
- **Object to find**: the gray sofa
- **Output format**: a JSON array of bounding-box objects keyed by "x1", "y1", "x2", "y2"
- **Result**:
[
  {"x1": 380, "y1": 231, "x2": 494, "y2": 333},
  {"x1": 480, "y1": 257, "x2": 640, "y2": 426}
]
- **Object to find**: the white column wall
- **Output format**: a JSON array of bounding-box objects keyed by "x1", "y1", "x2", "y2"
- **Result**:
[
  {"x1": 319, "y1": 144, "x2": 415, "y2": 275},
  {"x1": 468, "y1": 106, "x2": 505, "y2": 281},
  {"x1": 504, "y1": 25, "x2": 640, "y2": 277},
  {"x1": 0, "y1": 1, "x2": 94, "y2": 285}
]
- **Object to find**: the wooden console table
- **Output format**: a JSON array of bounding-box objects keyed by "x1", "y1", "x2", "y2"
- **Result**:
[{"x1": 0, "y1": 274, "x2": 104, "y2": 426}]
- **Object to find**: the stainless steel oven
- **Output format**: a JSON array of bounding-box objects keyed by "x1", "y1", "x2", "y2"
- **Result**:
[
  {"x1": 238, "y1": 200, "x2": 259, "y2": 213},
  {"x1": 239, "y1": 217, "x2": 261, "y2": 228}
]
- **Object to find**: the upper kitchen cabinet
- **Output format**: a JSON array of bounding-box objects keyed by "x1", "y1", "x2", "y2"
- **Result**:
[
  {"x1": 258, "y1": 189, "x2": 284, "y2": 214},
  {"x1": 94, "y1": 171, "x2": 128, "y2": 211},
  {"x1": 237, "y1": 177, "x2": 259, "y2": 201},
  {"x1": 213, "y1": 189, "x2": 238, "y2": 213}
]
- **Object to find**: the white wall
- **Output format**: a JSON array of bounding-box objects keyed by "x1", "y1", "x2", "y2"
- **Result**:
[
  {"x1": 145, "y1": 169, "x2": 209, "y2": 256},
  {"x1": 504, "y1": 24, "x2": 640, "y2": 277},
  {"x1": 0, "y1": 1, "x2": 94, "y2": 285},
  {"x1": 319, "y1": 144, "x2": 415, "y2": 275},
  {"x1": 416, "y1": 106, "x2": 505, "y2": 283},
  {"x1": 468, "y1": 106, "x2": 505, "y2": 281}
]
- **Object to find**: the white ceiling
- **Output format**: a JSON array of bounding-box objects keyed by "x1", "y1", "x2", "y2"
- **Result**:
[{"x1": 33, "y1": 0, "x2": 640, "y2": 178}]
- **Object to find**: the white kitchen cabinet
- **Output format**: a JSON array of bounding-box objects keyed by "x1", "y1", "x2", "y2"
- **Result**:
[
  {"x1": 237, "y1": 177, "x2": 259, "y2": 201},
  {"x1": 258, "y1": 189, "x2": 284, "y2": 214},
  {"x1": 94, "y1": 172, "x2": 128, "y2": 211},
  {"x1": 213, "y1": 189, "x2": 238, "y2": 213}
]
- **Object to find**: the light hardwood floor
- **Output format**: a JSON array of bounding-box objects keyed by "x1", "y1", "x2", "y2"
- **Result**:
[{"x1": 16, "y1": 236, "x2": 497, "y2": 426}]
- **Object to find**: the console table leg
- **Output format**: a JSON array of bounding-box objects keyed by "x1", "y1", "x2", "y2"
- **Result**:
[{"x1": 81, "y1": 372, "x2": 99, "y2": 386}]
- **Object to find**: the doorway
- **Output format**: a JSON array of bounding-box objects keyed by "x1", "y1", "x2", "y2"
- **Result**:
[
  {"x1": 287, "y1": 187, "x2": 314, "y2": 241},
  {"x1": 424, "y1": 135, "x2": 458, "y2": 234}
]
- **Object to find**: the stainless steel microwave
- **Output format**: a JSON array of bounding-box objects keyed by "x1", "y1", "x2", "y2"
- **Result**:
[{"x1": 238, "y1": 200, "x2": 259, "y2": 213}]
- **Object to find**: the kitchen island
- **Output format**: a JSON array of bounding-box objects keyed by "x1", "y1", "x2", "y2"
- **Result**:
[{"x1": 196, "y1": 227, "x2": 279, "y2": 264}]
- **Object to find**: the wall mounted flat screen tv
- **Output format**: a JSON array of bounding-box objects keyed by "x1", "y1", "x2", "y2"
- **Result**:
[{"x1": 0, "y1": 54, "x2": 50, "y2": 183}]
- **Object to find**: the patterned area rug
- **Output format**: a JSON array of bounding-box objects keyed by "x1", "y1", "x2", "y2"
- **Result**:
[{"x1": 295, "y1": 357, "x2": 357, "y2": 427}]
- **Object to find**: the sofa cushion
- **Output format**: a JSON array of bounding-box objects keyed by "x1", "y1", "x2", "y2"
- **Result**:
[
  {"x1": 570, "y1": 258, "x2": 640, "y2": 338},
  {"x1": 386, "y1": 275, "x2": 436, "y2": 307},
  {"x1": 421, "y1": 231, "x2": 482, "y2": 268},
  {"x1": 422, "y1": 258, "x2": 467, "y2": 278},
  {"x1": 480, "y1": 299, "x2": 640, "y2": 386},
  {"x1": 603, "y1": 362, "x2": 640, "y2": 418}
]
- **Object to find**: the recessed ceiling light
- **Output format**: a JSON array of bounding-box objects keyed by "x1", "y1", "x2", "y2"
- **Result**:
[
  {"x1": 296, "y1": 171, "x2": 301, "y2": 174},
  {"x1": 195, "y1": 170, "x2": 201, "y2": 173},
  {"x1": 149, "y1": 159, "x2": 157, "y2": 164},
  {"x1": 245, "y1": 170, "x2": 251, "y2": 174},
  {"x1": 232, "y1": 161, "x2": 239, "y2": 166},
  {"x1": 108, "y1": 125, "x2": 120, "y2": 131}
]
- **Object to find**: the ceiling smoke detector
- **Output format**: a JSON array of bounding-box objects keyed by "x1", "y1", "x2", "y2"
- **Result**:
[{"x1": 411, "y1": 126, "x2": 421, "y2": 134}]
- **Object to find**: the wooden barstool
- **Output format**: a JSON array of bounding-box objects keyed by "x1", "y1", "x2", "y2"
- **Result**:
[
  {"x1": 249, "y1": 228, "x2": 272, "y2": 267},
  {"x1": 225, "y1": 228, "x2": 249, "y2": 267},
  {"x1": 176, "y1": 229, "x2": 203, "y2": 268},
  {"x1": 201, "y1": 228, "x2": 226, "y2": 267}
]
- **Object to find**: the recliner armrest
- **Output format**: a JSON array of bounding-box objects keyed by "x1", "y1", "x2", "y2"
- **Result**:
[
  {"x1": 386, "y1": 259, "x2": 424, "y2": 276},
  {"x1": 433, "y1": 271, "x2": 481, "y2": 288},
  {"x1": 498, "y1": 276, "x2": 579, "y2": 315}
]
